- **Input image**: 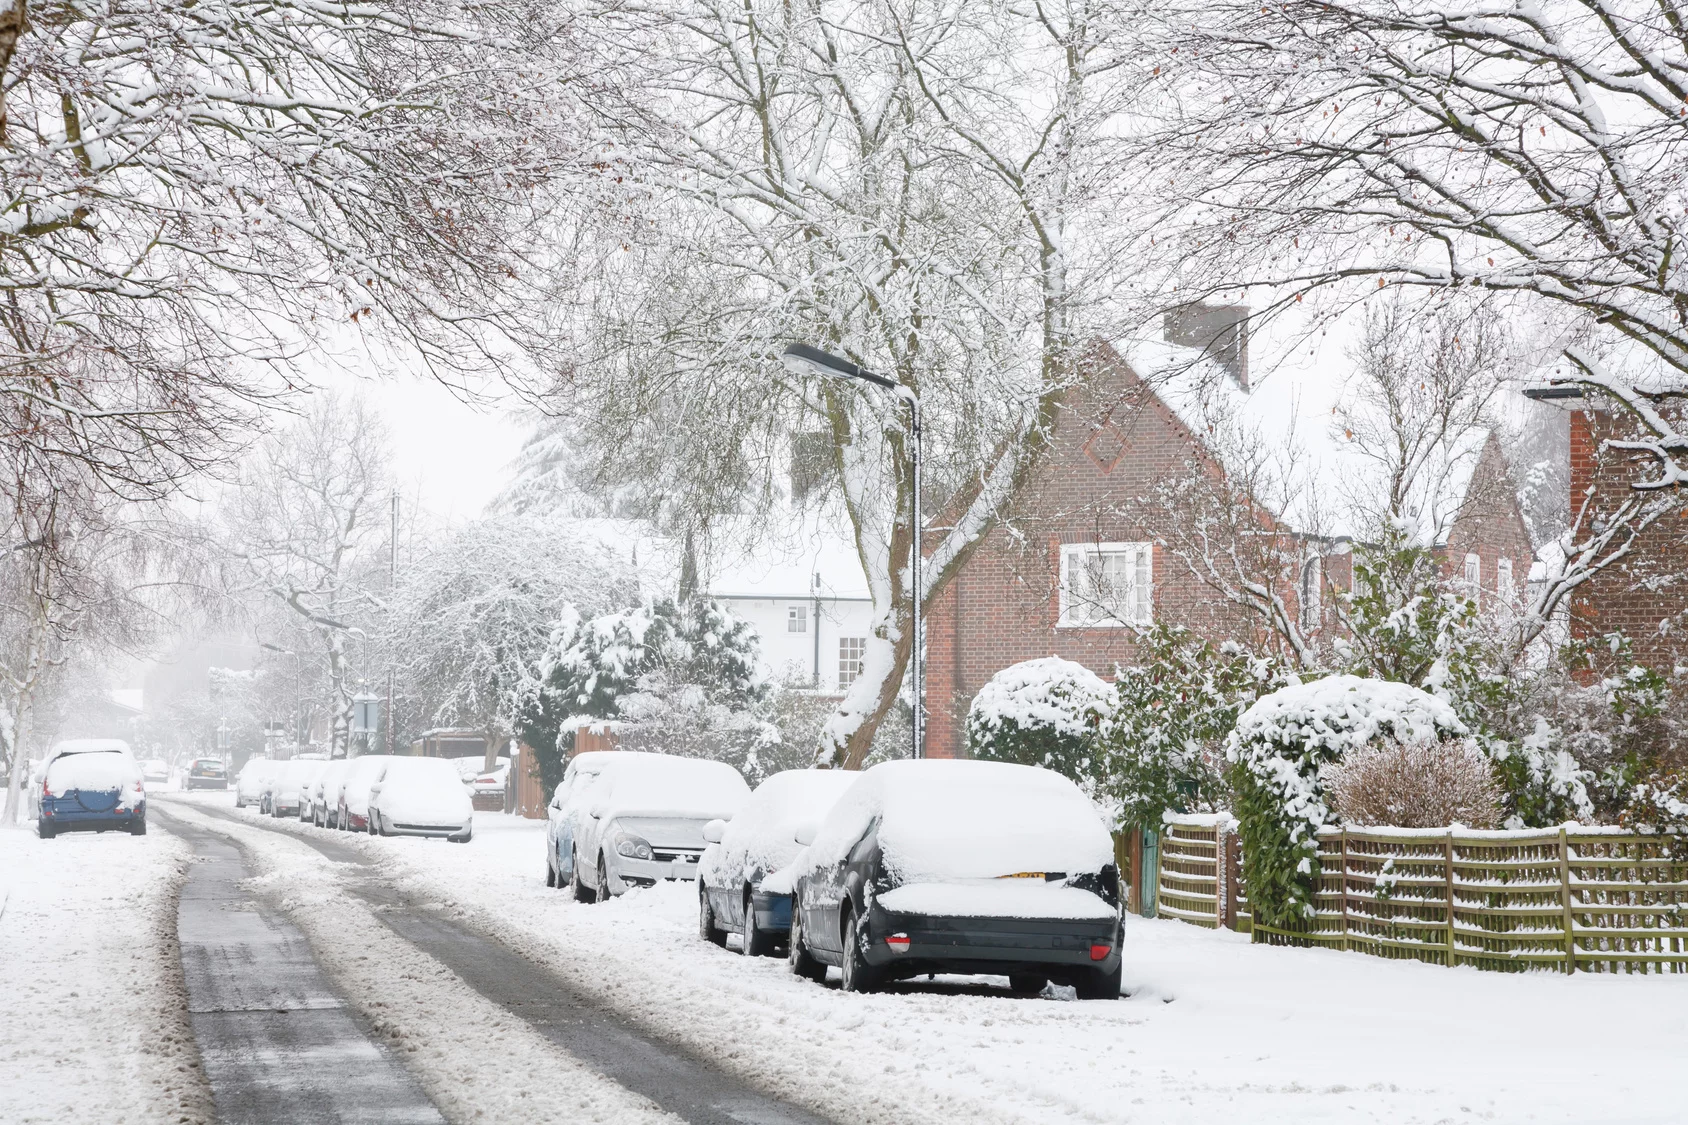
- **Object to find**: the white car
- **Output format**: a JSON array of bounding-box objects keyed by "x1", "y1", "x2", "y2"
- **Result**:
[
  {"x1": 567, "y1": 754, "x2": 750, "y2": 902},
  {"x1": 697, "y1": 768, "x2": 859, "y2": 955},
  {"x1": 338, "y1": 755, "x2": 395, "y2": 832},
  {"x1": 367, "y1": 757, "x2": 473, "y2": 842},
  {"x1": 266, "y1": 757, "x2": 326, "y2": 818},
  {"x1": 234, "y1": 758, "x2": 278, "y2": 809},
  {"x1": 139, "y1": 758, "x2": 171, "y2": 786},
  {"x1": 309, "y1": 759, "x2": 354, "y2": 828},
  {"x1": 296, "y1": 759, "x2": 336, "y2": 823},
  {"x1": 544, "y1": 751, "x2": 619, "y2": 890}
]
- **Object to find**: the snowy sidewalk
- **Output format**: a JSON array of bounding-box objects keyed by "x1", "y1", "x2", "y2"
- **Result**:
[
  {"x1": 181, "y1": 796, "x2": 1688, "y2": 1125},
  {"x1": 0, "y1": 824, "x2": 213, "y2": 1125}
]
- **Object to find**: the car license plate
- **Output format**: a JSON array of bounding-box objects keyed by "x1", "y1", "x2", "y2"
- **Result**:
[{"x1": 999, "y1": 872, "x2": 1046, "y2": 879}]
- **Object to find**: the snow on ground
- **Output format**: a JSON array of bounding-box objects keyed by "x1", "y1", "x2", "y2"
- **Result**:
[
  {"x1": 0, "y1": 823, "x2": 213, "y2": 1125},
  {"x1": 156, "y1": 799, "x2": 680, "y2": 1125},
  {"x1": 179, "y1": 794, "x2": 1688, "y2": 1125}
]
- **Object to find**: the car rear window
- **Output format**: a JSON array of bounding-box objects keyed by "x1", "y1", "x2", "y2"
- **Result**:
[{"x1": 45, "y1": 751, "x2": 136, "y2": 794}]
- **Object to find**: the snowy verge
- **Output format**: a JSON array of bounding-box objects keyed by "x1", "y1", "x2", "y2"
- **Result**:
[
  {"x1": 156, "y1": 800, "x2": 680, "y2": 1125},
  {"x1": 0, "y1": 823, "x2": 214, "y2": 1125}
]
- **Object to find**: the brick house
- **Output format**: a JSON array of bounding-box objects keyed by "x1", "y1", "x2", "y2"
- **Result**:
[
  {"x1": 924, "y1": 328, "x2": 1536, "y2": 759},
  {"x1": 1523, "y1": 389, "x2": 1688, "y2": 669}
]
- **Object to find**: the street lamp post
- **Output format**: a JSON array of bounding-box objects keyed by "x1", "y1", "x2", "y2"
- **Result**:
[
  {"x1": 261, "y1": 643, "x2": 302, "y2": 756},
  {"x1": 781, "y1": 343, "x2": 923, "y2": 760}
]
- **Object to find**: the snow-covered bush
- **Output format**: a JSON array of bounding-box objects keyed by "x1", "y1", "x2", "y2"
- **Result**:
[
  {"x1": 1226, "y1": 675, "x2": 1465, "y2": 928},
  {"x1": 1100, "y1": 623, "x2": 1286, "y2": 830},
  {"x1": 1621, "y1": 769, "x2": 1688, "y2": 837},
  {"x1": 1326, "y1": 737, "x2": 1502, "y2": 828},
  {"x1": 966, "y1": 658, "x2": 1114, "y2": 789}
]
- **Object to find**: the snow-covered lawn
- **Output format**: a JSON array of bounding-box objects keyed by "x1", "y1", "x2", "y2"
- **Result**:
[
  {"x1": 180, "y1": 795, "x2": 1688, "y2": 1125},
  {"x1": 0, "y1": 823, "x2": 212, "y2": 1125}
]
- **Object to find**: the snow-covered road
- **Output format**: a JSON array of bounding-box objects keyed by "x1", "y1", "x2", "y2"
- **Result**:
[{"x1": 168, "y1": 793, "x2": 1688, "y2": 1125}]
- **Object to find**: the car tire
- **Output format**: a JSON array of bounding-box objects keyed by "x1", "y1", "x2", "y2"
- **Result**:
[
  {"x1": 130, "y1": 819, "x2": 147, "y2": 837},
  {"x1": 789, "y1": 908, "x2": 826, "y2": 983},
  {"x1": 1008, "y1": 974, "x2": 1047, "y2": 998},
  {"x1": 741, "y1": 890, "x2": 772, "y2": 957},
  {"x1": 1074, "y1": 961, "x2": 1122, "y2": 1001},
  {"x1": 37, "y1": 821, "x2": 54, "y2": 839},
  {"x1": 569, "y1": 849, "x2": 596, "y2": 903},
  {"x1": 840, "y1": 908, "x2": 880, "y2": 994},
  {"x1": 597, "y1": 853, "x2": 613, "y2": 899},
  {"x1": 449, "y1": 831, "x2": 471, "y2": 844},
  {"x1": 546, "y1": 859, "x2": 557, "y2": 888},
  {"x1": 698, "y1": 886, "x2": 728, "y2": 946}
]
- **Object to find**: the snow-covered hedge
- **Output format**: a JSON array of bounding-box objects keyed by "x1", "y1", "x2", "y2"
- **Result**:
[
  {"x1": 1226, "y1": 675, "x2": 1465, "y2": 928},
  {"x1": 966, "y1": 657, "x2": 1115, "y2": 788}
]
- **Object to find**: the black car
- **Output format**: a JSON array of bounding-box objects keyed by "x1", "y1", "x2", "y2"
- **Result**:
[
  {"x1": 185, "y1": 757, "x2": 228, "y2": 790},
  {"x1": 788, "y1": 759, "x2": 1123, "y2": 999}
]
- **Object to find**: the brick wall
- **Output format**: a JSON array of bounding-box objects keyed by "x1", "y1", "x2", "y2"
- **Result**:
[
  {"x1": 1442, "y1": 433, "x2": 1535, "y2": 605},
  {"x1": 1565, "y1": 407, "x2": 1688, "y2": 669}
]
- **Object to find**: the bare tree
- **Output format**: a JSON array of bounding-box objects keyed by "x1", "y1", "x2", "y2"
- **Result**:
[
  {"x1": 1138, "y1": 0, "x2": 1688, "y2": 646},
  {"x1": 558, "y1": 0, "x2": 1147, "y2": 767},
  {"x1": 223, "y1": 395, "x2": 391, "y2": 757}
]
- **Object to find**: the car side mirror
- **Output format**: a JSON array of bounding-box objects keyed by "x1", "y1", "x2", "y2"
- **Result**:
[
  {"x1": 590, "y1": 802, "x2": 607, "y2": 819},
  {"x1": 794, "y1": 824, "x2": 816, "y2": 847},
  {"x1": 702, "y1": 819, "x2": 726, "y2": 844}
]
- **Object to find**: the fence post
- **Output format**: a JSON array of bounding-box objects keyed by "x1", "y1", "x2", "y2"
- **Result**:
[
  {"x1": 1126, "y1": 828, "x2": 1144, "y2": 916},
  {"x1": 1559, "y1": 825, "x2": 1577, "y2": 976},
  {"x1": 1213, "y1": 821, "x2": 1228, "y2": 929},
  {"x1": 1339, "y1": 828, "x2": 1350, "y2": 952},
  {"x1": 1444, "y1": 830, "x2": 1457, "y2": 968},
  {"x1": 1142, "y1": 827, "x2": 1159, "y2": 919}
]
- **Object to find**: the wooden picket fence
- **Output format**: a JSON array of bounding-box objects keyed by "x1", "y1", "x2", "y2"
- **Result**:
[{"x1": 1158, "y1": 816, "x2": 1688, "y2": 974}]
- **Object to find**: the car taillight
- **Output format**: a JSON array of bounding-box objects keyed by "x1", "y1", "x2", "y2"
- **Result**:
[
  {"x1": 885, "y1": 934, "x2": 910, "y2": 953},
  {"x1": 1089, "y1": 944, "x2": 1112, "y2": 961}
]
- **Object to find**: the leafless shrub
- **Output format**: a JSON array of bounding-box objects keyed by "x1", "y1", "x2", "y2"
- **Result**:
[{"x1": 1327, "y1": 738, "x2": 1502, "y2": 829}]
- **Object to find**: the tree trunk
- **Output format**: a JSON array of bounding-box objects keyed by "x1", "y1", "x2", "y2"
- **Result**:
[{"x1": 1, "y1": 598, "x2": 46, "y2": 826}]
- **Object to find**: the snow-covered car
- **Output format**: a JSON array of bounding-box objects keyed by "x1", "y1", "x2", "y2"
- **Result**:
[
  {"x1": 568, "y1": 754, "x2": 750, "y2": 902},
  {"x1": 367, "y1": 757, "x2": 474, "y2": 842},
  {"x1": 697, "y1": 768, "x2": 858, "y2": 956},
  {"x1": 37, "y1": 739, "x2": 146, "y2": 838},
  {"x1": 295, "y1": 759, "x2": 336, "y2": 822},
  {"x1": 308, "y1": 759, "x2": 353, "y2": 828},
  {"x1": 544, "y1": 751, "x2": 617, "y2": 890},
  {"x1": 266, "y1": 757, "x2": 326, "y2": 818},
  {"x1": 337, "y1": 755, "x2": 395, "y2": 832},
  {"x1": 234, "y1": 758, "x2": 276, "y2": 808},
  {"x1": 140, "y1": 758, "x2": 171, "y2": 785},
  {"x1": 186, "y1": 757, "x2": 228, "y2": 790},
  {"x1": 788, "y1": 759, "x2": 1123, "y2": 999}
]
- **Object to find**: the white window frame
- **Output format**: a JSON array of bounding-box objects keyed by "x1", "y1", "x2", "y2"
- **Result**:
[
  {"x1": 1058, "y1": 541, "x2": 1153, "y2": 628},
  {"x1": 1496, "y1": 557, "x2": 1515, "y2": 601},
  {"x1": 787, "y1": 604, "x2": 808, "y2": 633},
  {"x1": 838, "y1": 636, "x2": 867, "y2": 689},
  {"x1": 1463, "y1": 552, "x2": 1482, "y2": 588},
  {"x1": 1300, "y1": 555, "x2": 1323, "y2": 631}
]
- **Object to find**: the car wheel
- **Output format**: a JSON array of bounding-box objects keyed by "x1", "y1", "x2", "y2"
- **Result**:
[
  {"x1": 1008, "y1": 974, "x2": 1047, "y2": 998},
  {"x1": 130, "y1": 819, "x2": 147, "y2": 837},
  {"x1": 37, "y1": 821, "x2": 54, "y2": 840},
  {"x1": 741, "y1": 890, "x2": 772, "y2": 957},
  {"x1": 449, "y1": 831, "x2": 471, "y2": 844},
  {"x1": 546, "y1": 858, "x2": 557, "y2": 888},
  {"x1": 597, "y1": 853, "x2": 614, "y2": 899},
  {"x1": 1074, "y1": 961, "x2": 1122, "y2": 1001},
  {"x1": 698, "y1": 887, "x2": 728, "y2": 947},
  {"x1": 569, "y1": 849, "x2": 596, "y2": 903},
  {"x1": 789, "y1": 908, "x2": 826, "y2": 983},
  {"x1": 840, "y1": 907, "x2": 880, "y2": 994}
]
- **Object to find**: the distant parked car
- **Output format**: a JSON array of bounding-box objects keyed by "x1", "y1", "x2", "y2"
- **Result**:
[
  {"x1": 266, "y1": 758, "x2": 326, "y2": 818},
  {"x1": 338, "y1": 755, "x2": 395, "y2": 832},
  {"x1": 367, "y1": 757, "x2": 474, "y2": 842},
  {"x1": 37, "y1": 739, "x2": 146, "y2": 838},
  {"x1": 567, "y1": 754, "x2": 750, "y2": 902},
  {"x1": 697, "y1": 769, "x2": 858, "y2": 956},
  {"x1": 140, "y1": 758, "x2": 171, "y2": 786},
  {"x1": 295, "y1": 759, "x2": 336, "y2": 822},
  {"x1": 309, "y1": 759, "x2": 353, "y2": 827},
  {"x1": 186, "y1": 758, "x2": 229, "y2": 790},
  {"x1": 234, "y1": 758, "x2": 275, "y2": 808},
  {"x1": 788, "y1": 760, "x2": 1123, "y2": 999},
  {"x1": 544, "y1": 752, "x2": 617, "y2": 890}
]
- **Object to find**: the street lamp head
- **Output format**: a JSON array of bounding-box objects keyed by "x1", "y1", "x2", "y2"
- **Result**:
[
  {"x1": 260, "y1": 643, "x2": 295, "y2": 656},
  {"x1": 781, "y1": 342, "x2": 911, "y2": 401}
]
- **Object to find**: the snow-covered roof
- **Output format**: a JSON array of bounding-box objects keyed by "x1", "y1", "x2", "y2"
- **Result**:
[
  {"x1": 699, "y1": 512, "x2": 871, "y2": 601},
  {"x1": 1116, "y1": 311, "x2": 1499, "y2": 545}
]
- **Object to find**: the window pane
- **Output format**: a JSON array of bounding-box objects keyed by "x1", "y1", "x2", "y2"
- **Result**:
[{"x1": 838, "y1": 637, "x2": 866, "y2": 688}]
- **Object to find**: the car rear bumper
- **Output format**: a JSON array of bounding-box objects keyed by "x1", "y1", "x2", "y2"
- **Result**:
[
  {"x1": 864, "y1": 903, "x2": 1122, "y2": 978},
  {"x1": 753, "y1": 888, "x2": 794, "y2": 933},
  {"x1": 186, "y1": 778, "x2": 228, "y2": 789},
  {"x1": 40, "y1": 803, "x2": 144, "y2": 830}
]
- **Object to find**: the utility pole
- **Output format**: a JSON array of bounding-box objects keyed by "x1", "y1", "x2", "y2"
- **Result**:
[{"x1": 386, "y1": 492, "x2": 398, "y2": 756}]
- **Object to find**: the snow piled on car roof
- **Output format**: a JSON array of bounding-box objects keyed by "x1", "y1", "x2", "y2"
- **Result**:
[{"x1": 807, "y1": 760, "x2": 1113, "y2": 884}]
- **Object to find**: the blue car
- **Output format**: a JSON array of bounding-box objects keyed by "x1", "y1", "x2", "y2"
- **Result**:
[{"x1": 38, "y1": 740, "x2": 147, "y2": 838}]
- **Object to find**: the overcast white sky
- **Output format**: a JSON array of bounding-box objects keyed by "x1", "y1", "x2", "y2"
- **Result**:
[{"x1": 369, "y1": 371, "x2": 527, "y2": 522}]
